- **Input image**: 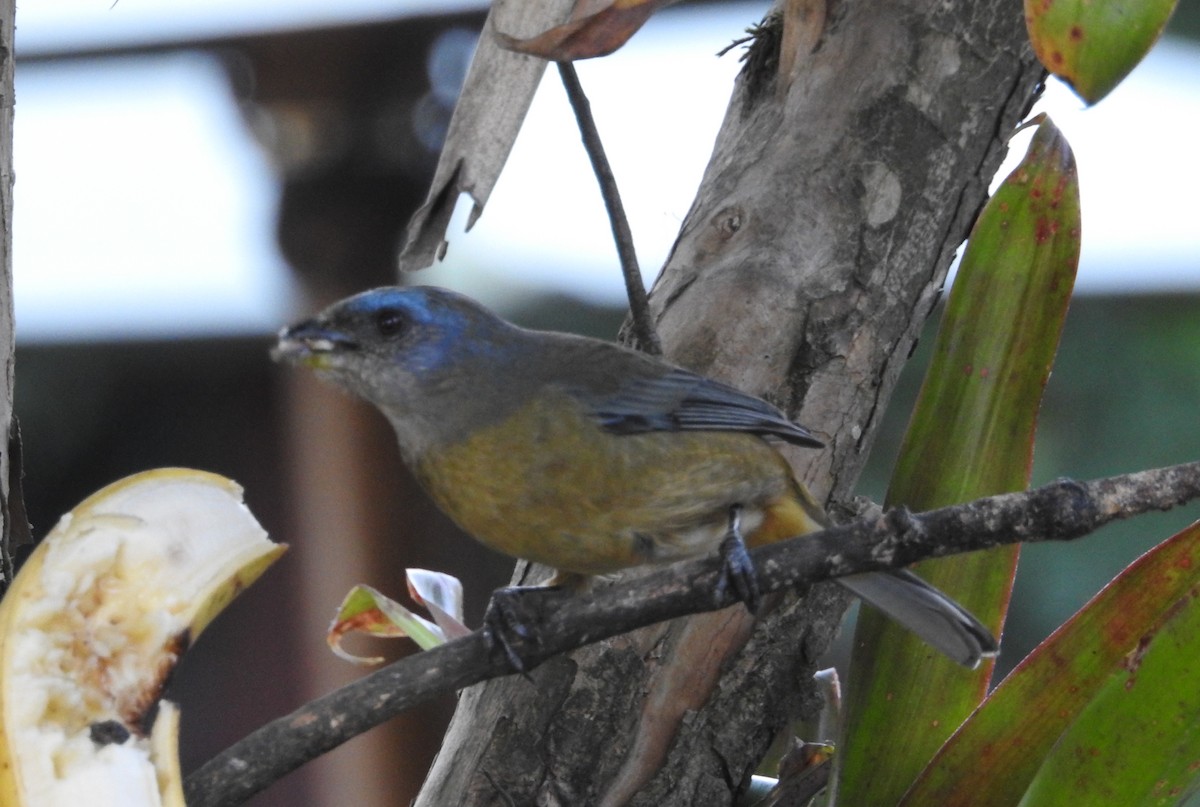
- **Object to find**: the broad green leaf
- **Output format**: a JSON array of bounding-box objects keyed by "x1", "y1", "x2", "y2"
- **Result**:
[
  {"x1": 1018, "y1": 532, "x2": 1200, "y2": 807},
  {"x1": 1025, "y1": 0, "x2": 1178, "y2": 104},
  {"x1": 838, "y1": 117, "x2": 1080, "y2": 806},
  {"x1": 903, "y1": 521, "x2": 1200, "y2": 807}
]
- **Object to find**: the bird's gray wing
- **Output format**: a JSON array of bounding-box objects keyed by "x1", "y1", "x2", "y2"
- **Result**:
[{"x1": 581, "y1": 367, "x2": 823, "y2": 448}]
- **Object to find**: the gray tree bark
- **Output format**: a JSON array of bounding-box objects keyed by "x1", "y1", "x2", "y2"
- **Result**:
[
  {"x1": 416, "y1": 1, "x2": 1044, "y2": 804},
  {"x1": 0, "y1": 0, "x2": 16, "y2": 593}
]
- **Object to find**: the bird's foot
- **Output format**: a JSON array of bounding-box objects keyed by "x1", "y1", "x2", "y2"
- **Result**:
[{"x1": 482, "y1": 584, "x2": 559, "y2": 676}]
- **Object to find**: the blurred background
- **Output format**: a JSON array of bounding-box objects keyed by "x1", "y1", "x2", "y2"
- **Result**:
[{"x1": 12, "y1": 0, "x2": 1200, "y2": 804}]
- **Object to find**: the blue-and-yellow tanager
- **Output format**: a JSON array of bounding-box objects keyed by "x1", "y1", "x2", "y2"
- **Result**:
[{"x1": 274, "y1": 286, "x2": 998, "y2": 667}]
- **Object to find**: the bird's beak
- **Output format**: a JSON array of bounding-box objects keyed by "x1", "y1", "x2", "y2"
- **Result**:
[{"x1": 271, "y1": 320, "x2": 358, "y2": 369}]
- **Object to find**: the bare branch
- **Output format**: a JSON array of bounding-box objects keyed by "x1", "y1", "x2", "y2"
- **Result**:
[
  {"x1": 556, "y1": 61, "x2": 661, "y2": 355},
  {"x1": 184, "y1": 460, "x2": 1200, "y2": 807}
]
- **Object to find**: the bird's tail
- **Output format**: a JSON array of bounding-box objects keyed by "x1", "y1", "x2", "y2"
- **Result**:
[{"x1": 837, "y1": 569, "x2": 1000, "y2": 668}]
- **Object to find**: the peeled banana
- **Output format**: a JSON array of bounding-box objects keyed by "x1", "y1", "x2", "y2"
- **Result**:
[{"x1": 0, "y1": 469, "x2": 284, "y2": 806}]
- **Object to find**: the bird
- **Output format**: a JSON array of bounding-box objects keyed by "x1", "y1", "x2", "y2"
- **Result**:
[{"x1": 273, "y1": 285, "x2": 998, "y2": 668}]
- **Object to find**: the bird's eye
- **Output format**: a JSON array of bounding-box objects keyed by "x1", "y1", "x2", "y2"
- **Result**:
[{"x1": 375, "y1": 309, "x2": 407, "y2": 339}]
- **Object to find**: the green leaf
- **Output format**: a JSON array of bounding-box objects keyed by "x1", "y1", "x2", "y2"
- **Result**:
[
  {"x1": 837, "y1": 117, "x2": 1081, "y2": 806},
  {"x1": 1019, "y1": 534, "x2": 1200, "y2": 807},
  {"x1": 1025, "y1": 0, "x2": 1179, "y2": 104},
  {"x1": 902, "y1": 521, "x2": 1200, "y2": 807}
]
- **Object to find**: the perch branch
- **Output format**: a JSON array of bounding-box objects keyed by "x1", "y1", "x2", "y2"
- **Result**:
[{"x1": 185, "y1": 460, "x2": 1200, "y2": 807}]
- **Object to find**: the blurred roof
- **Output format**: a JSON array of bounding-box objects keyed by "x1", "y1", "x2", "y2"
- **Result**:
[{"x1": 16, "y1": 0, "x2": 487, "y2": 56}]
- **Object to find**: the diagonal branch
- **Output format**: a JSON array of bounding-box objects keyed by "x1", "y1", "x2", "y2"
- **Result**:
[
  {"x1": 556, "y1": 60, "x2": 661, "y2": 355},
  {"x1": 184, "y1": 460, "x2": 1200, "y2": 807}
]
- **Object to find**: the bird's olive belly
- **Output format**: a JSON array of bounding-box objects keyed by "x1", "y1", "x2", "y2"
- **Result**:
[{"x1": 413, "y1": 397, "x2": 798, "y2": 575}]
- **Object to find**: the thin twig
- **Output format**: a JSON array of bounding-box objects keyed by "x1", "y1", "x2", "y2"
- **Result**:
[
  {"x1": 556, "y1": 60, "x2": 662, "y2": 356},
  {"x1": 184, "y1": 460, "x2": 1200, "y2": 807}
]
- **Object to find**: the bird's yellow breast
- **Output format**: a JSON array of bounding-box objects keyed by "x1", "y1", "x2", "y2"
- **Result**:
[{"x1": 414, "y1": 391, "x2": 824, "y2": 575}]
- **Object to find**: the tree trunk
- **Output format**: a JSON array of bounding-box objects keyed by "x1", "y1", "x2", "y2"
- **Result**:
[
  {"x1": 416, "y1": 1, "x2": 1044, "y2": 804},
  {"x1": 0, "y1": 0, "x2": 16, "y2": 594}
]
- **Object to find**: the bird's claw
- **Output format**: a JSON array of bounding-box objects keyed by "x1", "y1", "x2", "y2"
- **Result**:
[{"x1": 482, "y1": 585, "x2": 554, "y2": 676}]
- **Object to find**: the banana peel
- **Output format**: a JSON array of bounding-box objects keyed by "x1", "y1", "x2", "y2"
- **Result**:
[{"x1": 0, "y1": 469, "x2": 285, "y2": 806}]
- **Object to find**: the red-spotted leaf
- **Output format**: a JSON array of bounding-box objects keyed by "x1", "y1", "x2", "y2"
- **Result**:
[
  {"x1": 901, "y1": 521, "x2": 1200, "y2": 807},
  {"x1": 1025, "y1": 0, "x2": 1178, "y2": 103},
  {"x1": 838, "y1": 116, "x2": 1080, "y2": 807}
]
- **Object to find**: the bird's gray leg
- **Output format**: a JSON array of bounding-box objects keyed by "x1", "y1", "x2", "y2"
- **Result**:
[{"x1": 717, "y1": 504, "x2": 761, "y2": 614}]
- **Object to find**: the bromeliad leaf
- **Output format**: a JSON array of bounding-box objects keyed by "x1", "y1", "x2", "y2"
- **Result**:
[
  {"x1": 839, "y1": 116, "x2": 1081, "y2": 806},
  {"x1": 901, "y1": 520, "x2": 1200, "y2": 807},
  {"x1": 1025, "y1": 0, "x2": 1178, "y2": 104}
]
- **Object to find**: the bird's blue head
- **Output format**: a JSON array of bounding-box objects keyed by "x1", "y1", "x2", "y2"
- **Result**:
[{"x1": 273, "y1": 286, "x2": 517, "y2": 413}]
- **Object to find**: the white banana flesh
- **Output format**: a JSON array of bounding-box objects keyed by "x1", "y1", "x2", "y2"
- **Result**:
[{"x1": 0, "y1": 469, "x2": 285, "y2": 806}]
